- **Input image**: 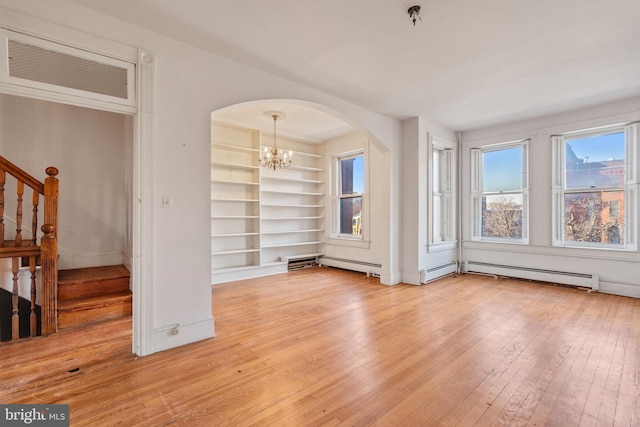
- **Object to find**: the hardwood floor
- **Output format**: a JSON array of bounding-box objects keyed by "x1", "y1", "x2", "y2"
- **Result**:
[{"x1": 1, "y1": 267, "x2": 639, "y2": 426}]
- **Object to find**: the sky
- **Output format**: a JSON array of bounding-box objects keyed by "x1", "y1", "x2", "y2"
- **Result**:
[
  {"x1": 483, "y1": 146, "x2": 522, "y2": 193},
  {"x1": 566, "y1": 131, "x2": 625, "y2": 162},
  {"x1": 351, "y1": 155, "x2": 365, "y2": 194},
  {"x1": 482, "y1": 131, "x2": 625, "y2": 193}
]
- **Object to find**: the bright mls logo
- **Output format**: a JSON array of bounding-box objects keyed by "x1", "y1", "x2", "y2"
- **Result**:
[{"x1": 1, "y1": 405, "x2": 69, "y2": 426}]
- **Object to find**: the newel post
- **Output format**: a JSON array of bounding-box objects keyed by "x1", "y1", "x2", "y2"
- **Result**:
[{"x1": 41, "y1": 167, "x2": 59, "y2": 335}]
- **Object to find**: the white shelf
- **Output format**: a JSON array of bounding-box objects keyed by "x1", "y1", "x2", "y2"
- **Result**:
[
  {"x1": 212, "y1": 161, "x2": 259, "y2": 170},
  {"x1": 262, "y1": 241, "x2": 324, "y2": 249},
  {"x1": 262, "y1": 229, "x2": 323, "y2": 235},
  {"x1": 212, "y1": 248, "x2": 260, "y2": 256},
  {"x1": 261, "y1": 216, "x2": 324, "y2": 220},
  {"x1": 212, "y1": 198, "x2": 259, "y2": 202},
  {"x1": 211, "y1": 215, "x2": 259, "y2": 219},
  {"x1": 262, "y1": 204, "x2": 323, "y2": 208},
  {"x1": 212, "y1": 141, "x2": 259, "y2": 153},
  {"x1": 261, "y1": 176, "x2": 324, "y2": 184},
  {"x1": 212, "y1": 179, "x2": 259, "y2": 186},
  {"x1": 261, "y1": 190, "x2": 323, "y2": 196},
  {"x1": 289, "y1": 165, "x2": 324, "y2": 172},
  {"x1": 212, "y1": 232, "x2": 260, "y2": 237}
]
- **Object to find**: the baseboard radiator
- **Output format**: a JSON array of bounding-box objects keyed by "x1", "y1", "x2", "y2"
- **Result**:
[
  {"x1": 464, "y1": 261, "x2": 600, "y2": 291},
  {"x1": 280, "y1": 254, "x2": 320, "y2": 271},
  {"x1": 318, "y1": 256, "x2": 381, "y2": 277},
  {"x1": 420, "y1": 261, "x2": 458, "y2": 284}
]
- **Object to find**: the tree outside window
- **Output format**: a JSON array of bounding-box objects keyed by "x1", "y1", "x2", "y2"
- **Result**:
[
  {"x1": 560, "y1": 131, "x2": 625, "y2": 245},
  {"x1": 552, "y1": 123, "x2": 639, "y2": 250},
  {"x1": 471, "y1": 142, "x2": 529, "y2": 243}
]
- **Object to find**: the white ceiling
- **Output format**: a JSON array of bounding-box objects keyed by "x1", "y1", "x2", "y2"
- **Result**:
[{"x1": 68, "y1": 0, "x2": 640, "y2": 139}]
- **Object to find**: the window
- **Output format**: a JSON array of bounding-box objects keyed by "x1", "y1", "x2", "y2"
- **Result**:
[
  {"x1": 552, "y1": 123, "x2": 639, "y2": 250},
  {"x1": 337, "y1": 153, "x2": 364, "y2": 238},
  {"x1": 471, "y1": 140, "x2": 529, "y2": 243},
  {"x1": 430, "y1": 138, "x2": 455, "y2": 245}
]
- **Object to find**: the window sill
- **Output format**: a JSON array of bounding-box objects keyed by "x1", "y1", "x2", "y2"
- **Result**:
[
  {"x1": 464, "y1": 240, "x2": 640, "y2": 262},
  {"x1": 472, "y1": 238, "x2": 528, "y2": 245},
  {"x1": 325, "y1": 237, "x2": 371, "y2": 249},
  {"x1": 426, "y1": 241, "x2": 457, "y2": 253}
]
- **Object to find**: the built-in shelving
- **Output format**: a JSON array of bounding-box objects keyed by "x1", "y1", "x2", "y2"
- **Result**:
[
  {"x1": 211, "y1": 124, "x2": 261, "y2": 272},
  {"x1": 211, "y1": 121, "x2": 326, "y2": 282}
]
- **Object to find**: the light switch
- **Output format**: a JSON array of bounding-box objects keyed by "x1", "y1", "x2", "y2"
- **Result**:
[{"x1": 162, "y1": 194, "x2": 173, "y2": 208}]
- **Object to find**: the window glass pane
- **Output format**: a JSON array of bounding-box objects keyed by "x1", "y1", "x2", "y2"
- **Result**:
[
  {"x1": 340, "y1": 155, "x2": 364, "y2": 195},
  {"x1": 482, "y1": 194, "x2": 523, "y2": 239},
  {"x1": 564, "y1": 191, "x2": 624, "y2": 244},
  {"x1": 433, "y1": 195, "x2": 442, "y2": 242},
  {"x1": 482, "y1": 147, "x2": 522, "y2": 193},
  {"x1": 565, "y1": 132, "x2": 625, "y2": 189},
  {"x1": 433, "y1": 149, "x2": 441, "y2": 193},
  {"x1": 339, "y1": 196, "x2": 362, "y2": 235}
]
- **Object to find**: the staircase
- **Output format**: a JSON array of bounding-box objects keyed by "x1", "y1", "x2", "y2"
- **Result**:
[{"x1": 57, "y1": 265, "x2": 131, "y2": 329}]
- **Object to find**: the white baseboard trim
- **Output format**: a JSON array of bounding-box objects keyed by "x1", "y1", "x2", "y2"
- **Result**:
[
  {"x1": 153, "y1": 316, "x2": 215, "y2": 354},
  {"x1": 212, "y1": 263, "x2": 287, "y2": 285},
  {"x1": 401, "y1": 271, "x2": 421, "y2": 286},
  {"x1": 599, "y1": 281, "x2": 640, "y2": 298}
]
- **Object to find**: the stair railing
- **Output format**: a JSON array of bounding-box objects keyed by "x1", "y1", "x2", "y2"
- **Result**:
[{"x1": 0, "y1": 156, "x2": 58, "y2": 341}]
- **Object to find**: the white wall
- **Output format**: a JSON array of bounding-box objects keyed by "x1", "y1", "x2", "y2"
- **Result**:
[
  {"x1": 0, "y1": 93, "x2": 127, "y2": 269},
  {"x1": 400, "y1": 117, "x2": 458, "y2": 284},
  {"x1": 461, "y1": 96, "x2": 640, "y2": 297},
  {"x1": 0, "y1": 0, "x2": 401, "y2": 354}
]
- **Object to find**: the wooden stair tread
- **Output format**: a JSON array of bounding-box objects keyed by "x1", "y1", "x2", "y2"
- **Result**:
[
  {"x1": 57, "y1": 290, "x2": 131, "y2": 330},
  {"x1": 57, "y1": 265, "x2": 132, "y2": 330},
  {"x1": 59, "y1": 265, "x2": 130, "y2": 284},
  {"x1": 58, "y1": 265, "x2": 130, "y2": 300},
  {"x1": 58, "y1": 290, "x2": 132, "y2": 311}
]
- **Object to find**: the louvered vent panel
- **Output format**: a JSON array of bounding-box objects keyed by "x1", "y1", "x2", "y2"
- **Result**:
[{"x1": 8, "y1": 40, "x2": 128, "y2": 99}]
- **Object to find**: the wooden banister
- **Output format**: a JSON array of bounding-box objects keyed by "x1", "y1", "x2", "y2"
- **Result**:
[
  {"x1": 0, "y1": 157, "x2": 45, "y2": 194},
  {"x1": 0, "y1": 156, "x2": 58, "y2": 341},
  {"x1": 40, "y1": 224, "x2": 58, "y2": 335}
]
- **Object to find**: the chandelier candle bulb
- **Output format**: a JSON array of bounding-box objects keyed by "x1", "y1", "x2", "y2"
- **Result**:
[{"x1": 259, "y1": 111, "x2": 292, "y2": 171}]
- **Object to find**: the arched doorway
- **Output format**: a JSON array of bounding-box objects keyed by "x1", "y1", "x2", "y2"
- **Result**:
[{"x1": 210, "y1": 100, "x2": 390, "y2": 284}]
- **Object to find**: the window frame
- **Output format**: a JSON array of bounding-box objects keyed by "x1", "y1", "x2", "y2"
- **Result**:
[
  {"x1": 470, "y1": 139, "x2": 529, "y2": 244},
  {"x1": 551, "y1": 123, "x2": 639, "y2": 251},
  {"x1": 334, "y1": 151, "x2": 365, "y2": 240},
  {"x1": 429, "y1": 135, "x2": 456, "y2": 248}
]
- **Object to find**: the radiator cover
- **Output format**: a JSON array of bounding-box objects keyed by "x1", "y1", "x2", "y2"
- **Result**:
[{"x1": 464, "y1": 261, "x2": 600, "y2": 290}]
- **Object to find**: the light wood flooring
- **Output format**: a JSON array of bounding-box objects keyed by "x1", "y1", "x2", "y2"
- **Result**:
[{"x1": 1, "y1": 267, "x2": 639, "y2": 426}]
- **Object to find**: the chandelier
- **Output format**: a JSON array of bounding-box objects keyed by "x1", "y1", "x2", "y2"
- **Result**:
[{"x1": 259, "y1": 111, "x2": 292, "y2": 171}]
